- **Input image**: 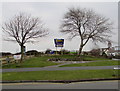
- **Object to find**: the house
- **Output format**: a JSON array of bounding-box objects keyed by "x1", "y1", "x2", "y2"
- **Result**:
[
  {"x1": 107, "y1": 46, "x2": 120, "y2": 56},
  {"x1": 100, "y1": 46, "x2": 120, "y2": 57}
]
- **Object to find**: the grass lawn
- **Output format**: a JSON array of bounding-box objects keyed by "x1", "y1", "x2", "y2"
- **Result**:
[
  {"x1": 2, "y1": 69, "x2": 119, "y2": 81},
  {"x1": 2, "y1": 55, "x2": 113, "y2": 69},
  {"x1": 60, "y1": 60, "x2": 119, "y2": 67},
  {"x1": 49, "y1": 55, "x2": 112, "y2": 61},
  {"x1": 2, "y1": 56, "x2": 59, "y2": 69},
  {"x1": 82, "y1": 55, "x2": 112, "y2": 61}
]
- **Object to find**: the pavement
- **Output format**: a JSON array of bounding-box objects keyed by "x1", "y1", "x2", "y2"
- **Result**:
[{"x1": 2, "y1": 65, "x2": 119, "y2": 72}]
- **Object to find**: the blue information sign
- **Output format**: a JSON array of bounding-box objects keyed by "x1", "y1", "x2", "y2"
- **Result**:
[{"x1": 54, "y1": 39, "x2": 64, "y2": 47}]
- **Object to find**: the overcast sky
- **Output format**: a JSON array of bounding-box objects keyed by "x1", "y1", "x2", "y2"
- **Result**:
[{"x1": 1, "y1": 1, "x2": 118, "y2": 53}]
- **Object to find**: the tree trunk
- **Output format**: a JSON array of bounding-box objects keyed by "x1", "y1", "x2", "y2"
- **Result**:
[
  {"x1": 78, "y1": 45, "x2": 83, "y2": 56},
  {"x1": 78, "y1": 39, "x2": 84, "y2": 56},
  {"x1": 20, "y1": 44, "x2": 24, "y2": 63}
]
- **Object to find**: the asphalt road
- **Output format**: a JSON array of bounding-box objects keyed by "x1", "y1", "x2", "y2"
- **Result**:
[
  {"x1": 2, "y1": 65, "x2": 119, "y2": 72},
  {"x1": 1, "y1": 80, "x2": 119, "y2": 89}
]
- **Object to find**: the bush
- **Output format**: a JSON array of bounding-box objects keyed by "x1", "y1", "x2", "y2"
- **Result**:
[
  {"x1": 26, "y1": 50, "x2": 43, "y2": 56},
  {"x1": 61, "y1": 49, "x2": 70, "y2": 54},
  {"x1": 45, "y1": 49, "x2": 52, "y2": 54},
  {"x1": 89, "y1": 49, "x2": 101, "y2": 56}
]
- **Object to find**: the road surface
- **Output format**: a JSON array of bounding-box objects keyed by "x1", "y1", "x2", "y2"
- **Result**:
[
  {"x1": 1, "y1": 80, "x2": 119, "y2": 89},
  {"x1": 2, "y1": 65, "x2": 119, "y2": 72}
]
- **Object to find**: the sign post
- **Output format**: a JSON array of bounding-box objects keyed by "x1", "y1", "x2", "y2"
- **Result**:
[
  {"x1": 56, "y1": 47, "x2": 57, "y2": 55},
  {"x1": 54, "y1": 39, "x2": 64, "y2": 55}
]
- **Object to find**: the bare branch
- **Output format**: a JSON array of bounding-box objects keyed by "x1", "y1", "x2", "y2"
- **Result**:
[
  {"x1": 60, "y1": 7, "x2": 113, "y2": 55},
  {"x1": 3, "y1": 12, "x2": 48, "y2": 46}
]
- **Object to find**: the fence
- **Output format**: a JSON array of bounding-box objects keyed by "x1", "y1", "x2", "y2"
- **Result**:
[{"x1": 0, "y1": 57, "x2": 17, "y2": 66}]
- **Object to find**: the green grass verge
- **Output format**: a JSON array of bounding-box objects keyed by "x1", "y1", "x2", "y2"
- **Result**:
[
  {"x1": 2, "y1": 69, "x2": 119, "y2": 81},
  {"x1": 60, "y1": 60, "x2": 119, "y2": 67},
  {"x1": 2, "y1": 56, "x2": 59, "y2": 69}
]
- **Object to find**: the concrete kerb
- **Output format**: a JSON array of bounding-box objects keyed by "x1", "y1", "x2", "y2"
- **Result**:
[{"x1": 2, "y1": 78, "x2": 120, "y2": 84}]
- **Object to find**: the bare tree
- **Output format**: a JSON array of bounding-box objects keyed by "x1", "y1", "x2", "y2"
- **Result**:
[
  {"x1": 60, "y1": 7, "x2": 113, "y2": 55},
  {"x1": 3, "y1": 13, "x2": 48, "y2": 62}
]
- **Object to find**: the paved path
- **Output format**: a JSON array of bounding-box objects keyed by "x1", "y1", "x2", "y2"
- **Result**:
[{"x1": 2, "y1": 65, "x2": 119, "y2": 72}]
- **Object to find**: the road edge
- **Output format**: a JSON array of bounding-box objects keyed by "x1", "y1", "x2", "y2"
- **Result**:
[{"x1": 1, "y1": 78, "x2": 120, "y2": 83}]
